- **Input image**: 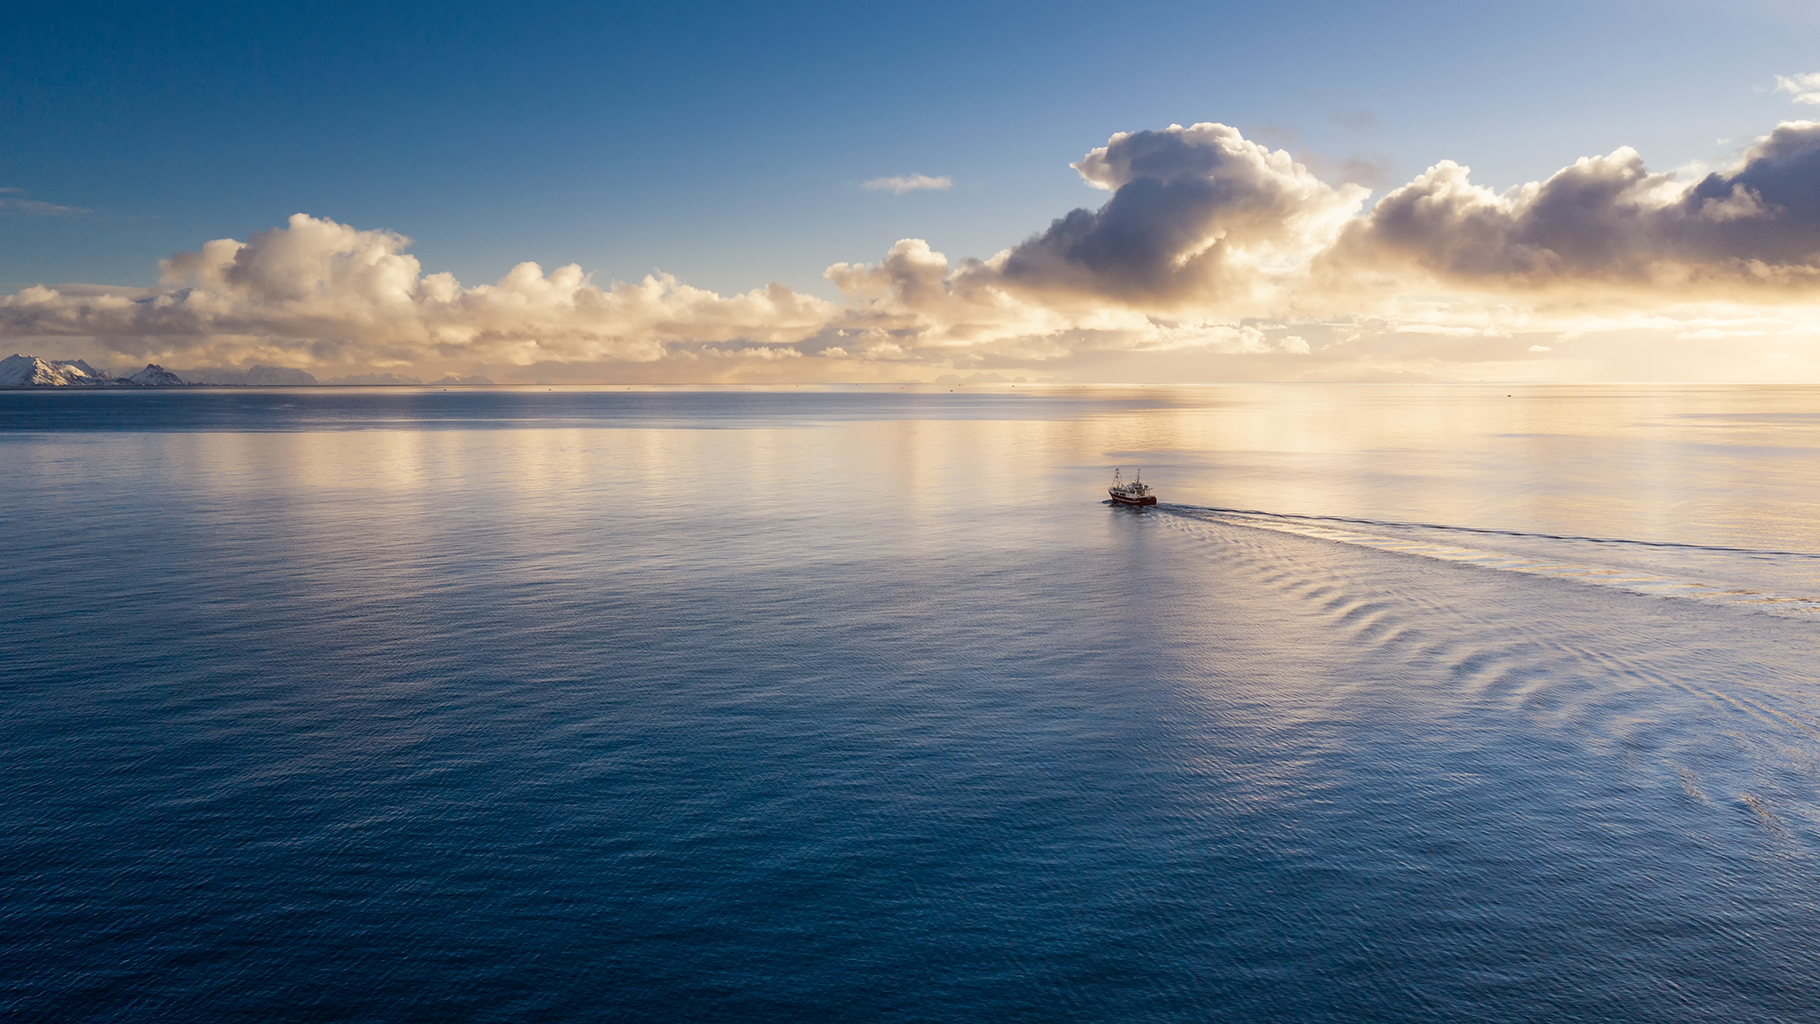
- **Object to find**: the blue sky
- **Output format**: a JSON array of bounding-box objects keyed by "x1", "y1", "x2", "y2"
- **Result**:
[
  {"x1": 5, "y1": 0, "x2": 1820, "y2": 382},
  {"x1": 6, "y1": 0, "x2": 1816, "y2": 295}
]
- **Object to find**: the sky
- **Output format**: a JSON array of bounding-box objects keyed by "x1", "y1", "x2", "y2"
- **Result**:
[{"x1": 5, "y1": 0, "x2": 1820, "y2": 383}]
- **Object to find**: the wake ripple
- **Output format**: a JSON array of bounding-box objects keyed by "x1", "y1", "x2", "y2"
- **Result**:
[
  {"x1": 1166, "y1": 504, "x2": 1820, "y2": 560},
  {"x1": 1154, "y1": 503, "x2": 1820, "y2": 620}
]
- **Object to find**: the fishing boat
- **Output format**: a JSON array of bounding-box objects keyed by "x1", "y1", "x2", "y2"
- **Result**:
[{"x1": 1108, "y1": 468, "x2": 1157, "y2": 506}]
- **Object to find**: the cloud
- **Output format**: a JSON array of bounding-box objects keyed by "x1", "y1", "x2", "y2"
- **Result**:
[
  {"x1": 1776, "y1": 72, "x2": 1820, "y2": 105},
  {"x1": 971, "y1": 123, "x2": 1369, "y2": 309},
  {"x1": 861, "y1": 174, "x2": 953, "y2": 194},
  {"x1": 0, "y1": 213, "x2": 836, "y2": 375},
  {"x1": 1318, "y1": 121, "x2": 1820, "y2": 298},
  {"x1": 0, "y1": 188, "x2": 91, "y2": 217},
  {"x1": 8, "y1": 117, "x2": 1820, "y2": 383}
]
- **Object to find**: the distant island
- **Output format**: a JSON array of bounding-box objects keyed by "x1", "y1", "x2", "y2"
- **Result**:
[{"x1": 1, "y1": 354, "x2": 492, "y2": 387}]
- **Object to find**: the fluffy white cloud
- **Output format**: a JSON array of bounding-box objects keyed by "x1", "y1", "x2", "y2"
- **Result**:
[
  {"x1": 1776, "y1": 72, "x2": 1820, "y2": 105},
  {"x1": 2, "y1": 214, "x2": 837, "y2": 375},
  {"x1": 861, "y1": 174, "x2": 953, "y2": 194},
  {"x1": 8, "y1": 118, "x2": 1820, "y2": 382},
  {"x1": 986, "y1": 123, "x2": 1368, "y2": 309}
]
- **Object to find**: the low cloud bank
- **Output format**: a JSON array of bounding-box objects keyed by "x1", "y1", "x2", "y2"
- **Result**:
[
  {"x1": 8, "y1": 116, "x2": 1820, "y2": 382},
  {"x1": 1, "y1": 214, "x2": 836, "y2": 378}
]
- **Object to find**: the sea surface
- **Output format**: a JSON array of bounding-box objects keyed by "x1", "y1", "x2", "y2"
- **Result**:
[{"x1": 5, "y1": 383, "x2": 1820, "y2": 1022}]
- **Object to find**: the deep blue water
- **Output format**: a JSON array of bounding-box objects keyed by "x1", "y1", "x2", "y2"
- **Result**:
[{"x1": 5, "y1": 384, "x2": 1820, "y2": 1022}]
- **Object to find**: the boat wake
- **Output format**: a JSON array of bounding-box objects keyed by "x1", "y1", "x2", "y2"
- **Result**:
[{"x1": 1158, "y1": 503, "x2": 1820, "y2": 620}]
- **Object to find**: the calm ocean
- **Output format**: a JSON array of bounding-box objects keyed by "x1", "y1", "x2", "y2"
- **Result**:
[{"x1": 5, "y1": 384, "x2": 1820, "y2": 1022}]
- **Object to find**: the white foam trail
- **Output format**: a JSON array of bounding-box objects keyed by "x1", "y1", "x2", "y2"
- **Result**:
[{"x1": 1162, "y1": 505, "x2": 1820, "y2": 619}]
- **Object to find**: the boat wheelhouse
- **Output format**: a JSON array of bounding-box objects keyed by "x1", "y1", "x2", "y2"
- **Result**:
[{"x1": 1109, "y1": 468, "x2": 1157, "y2": 506}]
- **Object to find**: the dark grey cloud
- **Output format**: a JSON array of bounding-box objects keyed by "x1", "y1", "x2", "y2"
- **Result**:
[
  {"x1": 1325, "y1": 121, "x2": 1820, "y2": 289},
  {"x1": 1681, "y1": 121, "x2": 1820, "y2": 263}
]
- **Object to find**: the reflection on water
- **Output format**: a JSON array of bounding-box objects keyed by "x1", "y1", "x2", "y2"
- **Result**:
[{"x1": 3, "y1": 384, "x2": 1820, "y2": 1022}]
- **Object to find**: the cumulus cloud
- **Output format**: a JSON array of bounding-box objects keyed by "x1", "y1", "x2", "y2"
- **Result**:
[
  {"x1": 7, "y1": 117, "x2": 1820, "y2": 383},
  {"x1": 1776, "y1": 72, "x2": 1820, "y2": 105},
  {"x1": 827, "y1": 118, "x2": 1820, "y2": 378},
  {"x1": 1318, "y1": 121, "x2": 1820, "y2": 298},
  {"x1": 816, "y1": 121, "x2": 1373, "y2": 371},
  {"x1": 985, "y1": 124, "x2": 1368, "y2": 309},
  {"x1": 0, "y1": 214, "x2": 836, "y2": 374},
  {"x1": 861, "y1": 174, "x2": 953, "y2": 194}
]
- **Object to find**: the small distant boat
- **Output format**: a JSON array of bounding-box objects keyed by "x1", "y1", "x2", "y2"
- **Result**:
[{"x1": 1108, "y1": 468, "x2": 1157, "y2": 506}]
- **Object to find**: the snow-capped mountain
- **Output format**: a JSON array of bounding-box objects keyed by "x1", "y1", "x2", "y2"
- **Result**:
[
  {"x1": 0, "y1": 354, "x2": 118, "y2": 386},
  {"x1": 122, "y1": 364, "x2": 188, "y2": 386},
  {"x1": 0, "y1": 354, "x2": 190, "y2": 386}
]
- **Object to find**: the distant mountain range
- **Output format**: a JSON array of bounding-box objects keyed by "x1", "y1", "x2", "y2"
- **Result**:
[
  {"x1": 0, "y1": 354, "x2": 187, "y2": 387},
  {"x1": 1, "y1": 355, "x2": 493, "y2": 387},
  {"x1": 187, "y1": 365, "x2": 318, "y2": 386}
]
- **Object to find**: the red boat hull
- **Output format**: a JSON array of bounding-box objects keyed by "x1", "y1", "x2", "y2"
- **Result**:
[{"x1": 1109, "y1": 492, "x2": 1157, "y2": 506}]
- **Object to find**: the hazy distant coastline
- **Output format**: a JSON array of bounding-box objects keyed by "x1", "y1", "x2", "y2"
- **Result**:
[{"x1": 1, "y1": 354, "x2": 492, "y2": 387}]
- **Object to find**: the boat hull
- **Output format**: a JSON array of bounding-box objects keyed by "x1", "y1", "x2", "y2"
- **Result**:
[{"x1": 1109, "y1": 492, "x2": 1157, "y2": 506}]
